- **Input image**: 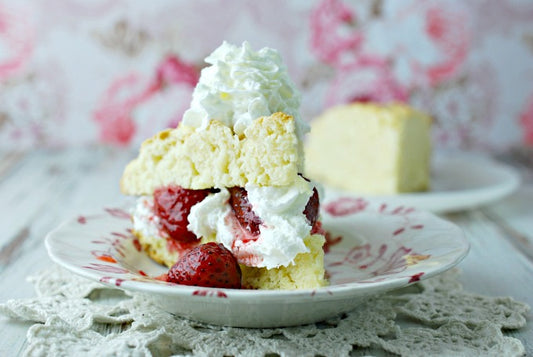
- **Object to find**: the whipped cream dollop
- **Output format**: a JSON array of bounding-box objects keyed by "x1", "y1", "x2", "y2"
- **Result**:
[
  {"x1": 132, "y1": 197, "x2": 165, "y2": 239},
  {"x1": 187, "y1": 178, "x2": 315, "y2": 269},
  {"x1": 182, "y1": 41, "x2": 309, "y2": 140}
]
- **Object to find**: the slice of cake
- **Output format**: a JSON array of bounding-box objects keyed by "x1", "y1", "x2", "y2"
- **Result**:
[
  {"x1": 121, "y1": 41, "x2": 327, "y2": 290},
  {"x1": 305, "y1": 103, "x2": 432, "y2": 195}
]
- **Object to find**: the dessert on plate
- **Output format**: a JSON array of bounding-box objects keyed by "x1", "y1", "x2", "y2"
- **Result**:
[
  {"x1": 121, "y1": 41, "x2": 327, "y2": 290},
  {"x1": 305, "y1": 103, "x2": 432, "y2": 195}
]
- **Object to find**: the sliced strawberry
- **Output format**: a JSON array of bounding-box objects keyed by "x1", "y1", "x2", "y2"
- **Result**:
[
  {"x1": 304, "y1": 187, "x2": 320, "y2": 230},
  {"x1": 153, "y1": 185, "x2": 211, "y2": 243},
  {"x1": 167, "y1": 242, "x2": 242, "y2": 289},
  {"x1": 228, "y1": 187, "x2": 262, "y2": 236},
  {"x1": 229, "y1": 184, "x2": 320, "y2": 236},
  {"x1": 300, "y1": 175, "x2": 321, "y2": 232}
]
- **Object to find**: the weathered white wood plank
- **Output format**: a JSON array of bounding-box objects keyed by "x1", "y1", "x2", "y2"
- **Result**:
[
  {"x1": 0, "y1": 148, "x2": 133, "y2": 269},
  {"x1": 0, "y1": 149, "x2": 93, "y2": 248},
  {"x1": 0, "y1": 148, "x2": 135, "y2": 356},
  {"x1": 1, "y1": 148, "x2": 133, "y2": 274},
  {"x1": 446, "y1": 209, "x2": 533, "y2": 354},
  {"x1": 483, "y1": 186, "x2": 533, "y2": 260},
  {"x1": 0, "y1": 151, "x2": 26, "y2": 178},
  {"x1": 0, "y1": 320, "x2": 30, "y2": 357}
]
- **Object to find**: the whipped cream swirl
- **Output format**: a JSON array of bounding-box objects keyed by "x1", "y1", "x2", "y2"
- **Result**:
[{"x1": 182, "y1": 41, "x2": 309, "y2": 139}]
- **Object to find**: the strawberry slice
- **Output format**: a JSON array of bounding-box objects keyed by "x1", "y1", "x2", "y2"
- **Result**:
[
  {"x1": 228, "y1": 187, "x2": 263, "y2": 236},
  {"x1": 304, "y1": 187, "x2": 320, "y2": 230},
  {"x1": 229, "y1": 185, "x2": 321, "y2": 236},
  {"x1": 153, "y1": 185, "x2": 211, "y2": 243},
  {"x1": 300, "y1": 175, "x2": 320, "y2": 231},
  {"x1": 167, "y1": 242, "x2": 242, "y2": 289}
]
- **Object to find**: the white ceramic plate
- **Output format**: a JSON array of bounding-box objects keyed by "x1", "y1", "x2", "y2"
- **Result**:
[
  {"x1": 324, "y1": 154, "x2": 520, "y2": 214},
  {"x1": 45, "y1": 201, "x2": 469, "y2": 328}
]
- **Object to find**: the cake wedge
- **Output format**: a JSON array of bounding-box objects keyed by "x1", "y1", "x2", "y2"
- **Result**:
[{"x1": 121, "y1": 42, "x2": 327, "y2": 290}]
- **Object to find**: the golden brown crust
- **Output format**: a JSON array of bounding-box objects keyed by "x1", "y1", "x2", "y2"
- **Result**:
[{"x1": 133, "y1": 229, "x2": 179, "y2": 267}]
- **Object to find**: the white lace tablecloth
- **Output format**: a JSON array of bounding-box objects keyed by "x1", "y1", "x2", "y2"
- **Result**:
[{"x1": 0, "y1": 266, "x2": 529, "y2": 357}]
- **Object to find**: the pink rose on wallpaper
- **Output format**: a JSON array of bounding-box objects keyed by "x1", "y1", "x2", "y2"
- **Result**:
[
  {"x1": 325, "y1": 55, "x2": 408, "y2": 107},
  {"x1": 412, "y1": 4, "x2": 470, "y2": 87},
  {"x1": 93, "y1": 55, "x2": 199, "y2": 146},
  {"x1": 470, "y1": 1, "x2": 533, "y2": 42},
  {"x1": 413, "y1": 63, "x2": 497, "y2": 149},
  {"x1": 520, "y1": 95, "x2": 533, "y2": 146},
  {"x1": 310, "y1": 0, "x2": 407, "y2": 106},
  {"x1": 34, "y1": 0, "x2": 118, "y2": 33},
  {"x1": 0, "y1": 4, "x2": 34, "y2": 80},
  {"x1": 310, "y1": 0, "x2": 363, "y2": 68},
  {"x1": 0, "y1": 62, "x2": 67, "y2": 148},
  {"x1": 93, "y1": 73, "x2": 150, "y2": 146}
]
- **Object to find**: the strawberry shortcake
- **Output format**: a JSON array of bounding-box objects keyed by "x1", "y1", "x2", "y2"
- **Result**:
[{"x1": 120, "y1": 42, "x2": 327, "y2": 290}]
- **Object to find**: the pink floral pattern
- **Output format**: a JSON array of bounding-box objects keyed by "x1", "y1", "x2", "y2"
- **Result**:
[
  {"x1": 0, "y1": 4, "x2": 34, "y2": 80},
  {"x1": 310, "y1": 0, "x2": 363, "y2": 68},
  {"x1": 324, "y1": 197, "x2": 369, "y2": 216},
  {"x1": 93, "y1": 55, "x2": 199, "y2": 146},
  {"x1": 520, "y1": 94, "x2": 533, "y2": 145},
  {"x1": 2, "y1": 0, "x2": 532, "y2": 149},
  {"x1": 322, "y1": 200, "x2": 437, "y2": 285},
  {"x1": 419, "y1": 4, "x2": 469, "y2": 86},
  {"x1": 45, "y1": 200, "x2": 468, "y2": 299},
  {"x1": 193, "y1": 290, "x2": 228, "y2": 298}
]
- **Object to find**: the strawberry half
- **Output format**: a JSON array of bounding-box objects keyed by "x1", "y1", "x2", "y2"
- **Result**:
[
  {"x1": 167, "y1": 242, "x2": 242, "y2": 289},
  {"x1": 153, "y1": 185, "x2": 211, "y2": 243}
]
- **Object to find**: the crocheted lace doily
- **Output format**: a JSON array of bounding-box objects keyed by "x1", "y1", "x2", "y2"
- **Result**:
[{"x1": 0, "y1": 266, "x2": 529, "y2": 357}]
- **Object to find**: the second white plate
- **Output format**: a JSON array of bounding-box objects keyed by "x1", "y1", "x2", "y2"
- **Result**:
[{"x1": 324, "y1": 153, "x2": 520, "y2": 213}]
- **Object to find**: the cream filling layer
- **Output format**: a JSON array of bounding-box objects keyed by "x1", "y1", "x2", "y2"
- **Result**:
[{"x1": 132, "y1": 178, "x2": 315, "y2": 269}]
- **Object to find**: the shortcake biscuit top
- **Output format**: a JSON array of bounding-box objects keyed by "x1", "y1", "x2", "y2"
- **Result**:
[{"x1": 121, "y1": 113, "x2": 303, "y2": 195}]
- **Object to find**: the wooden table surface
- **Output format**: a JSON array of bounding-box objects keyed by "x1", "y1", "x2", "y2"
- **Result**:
[{"x1": 1, "y1": 147, "x2": 532, "y2": 356}]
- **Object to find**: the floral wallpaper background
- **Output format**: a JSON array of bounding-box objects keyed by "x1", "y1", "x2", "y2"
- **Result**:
[{"x1": 1, "y1": 0, "x2": 533, "y2": 151}]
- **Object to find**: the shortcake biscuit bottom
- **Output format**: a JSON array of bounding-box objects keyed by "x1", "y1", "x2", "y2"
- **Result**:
[
  {"x1": 133, "y1": 229, "x2": 213, "y2": 267},
  {"x1": 240, "y1": 234, "x2": 327, "y2": 290}
]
